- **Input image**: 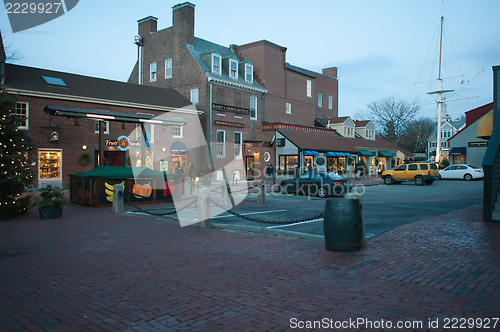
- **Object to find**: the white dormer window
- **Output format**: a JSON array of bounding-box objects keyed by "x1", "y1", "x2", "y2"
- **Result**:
[
  {"x1": 245, "y1": 63, "x2": 253, "y2": 83},
  {"x1": 150, "y1": 62, "x2": 157, "y2": 82},
  {"x1": 212, "y1": 53, "x2": 222, "y2": 75},
  {"x1": 286, "y1": 102, "x2": 292, "y2": 114},
  {"x1": 229, "y1": 59, "x2": 238, "y2": 79}
]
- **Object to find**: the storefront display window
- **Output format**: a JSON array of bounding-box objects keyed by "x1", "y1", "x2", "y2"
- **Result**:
[
  {"x1": 303, "y1": 156, "x2": 313, "y2": 169},
  {"x1": 279, "y1": 155, "x2": 298, "y2": 170},
  {"x1": 39, "y1": 150, "x2": 62, "y2": 180},
  {"x1": 135, "y1": 151, "x2": 154, "y2": 169}
]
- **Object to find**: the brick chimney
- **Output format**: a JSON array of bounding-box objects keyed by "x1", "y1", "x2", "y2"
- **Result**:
[
  {"x1": 322, "y1": 67, "x2": 338, "y2": 79},
  {"x1": 137, "y1": 16, "x2": 158, "y2": 37},
  {"x1": 172, "y1": 2, "x2": 195, "y2": 45}
]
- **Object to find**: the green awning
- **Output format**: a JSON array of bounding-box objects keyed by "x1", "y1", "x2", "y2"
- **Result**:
[
  {"x1": 70, "y1": 166, "x2": 181, "y2": 179},
  {"x1": 378, "y1": 151, "x2": 393, "y2": 158},
  {"x1": 357, "y1": 150, "x2": 373, "y2": 157}
]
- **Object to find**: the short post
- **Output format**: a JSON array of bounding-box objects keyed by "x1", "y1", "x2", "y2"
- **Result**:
[
  {"x1": 197, "y1": 188, "x2": 211, "y2": 228},
  {"x1": 345, "y1": 193, "x2": 364, "y2": 245},
  {"x1": 112, "y1": 184, "x2": 124, "y2": 214},
  {"x1": 257, "y1": 179, "x2": 265, "y2": 204},
  {"x1": 220, "y1": 184, "x2": 231, "y2": 209}
]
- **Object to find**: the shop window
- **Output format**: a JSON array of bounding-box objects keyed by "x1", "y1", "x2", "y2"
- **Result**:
[
  {"x1": 94, "y1": 120, "x2": 109, "y2": 134},
  {"x1": 38, "y1": 150, "x2": 62, "y2": 181},
  {"x1": 165, "y1": 58, "x2": 172, "y2": 79},
  {"x1": 135, "y1": 151, "x2": 154, "y2": 169},
  {"x1": 14, "y1": 102, "x2": 29, "y2": 129},
  {"x1": 279, "y1": 155, "x2": 298, "y2": 170},
  {"x1": 250, "y1": 96, "x2": 257, "y2": 120},
  {"x1": 216, "y1": 130, "x2": 225, "y2": 158}
]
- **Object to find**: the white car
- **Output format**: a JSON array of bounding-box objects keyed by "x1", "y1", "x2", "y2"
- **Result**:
[{"x1": 439, "y1": 164, "x2": 484, "y2": 181}]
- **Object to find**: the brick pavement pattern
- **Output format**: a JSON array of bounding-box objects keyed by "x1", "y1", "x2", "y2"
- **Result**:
[{"x1": 0, "y1": 203, "x2": 499, "y2": 331}]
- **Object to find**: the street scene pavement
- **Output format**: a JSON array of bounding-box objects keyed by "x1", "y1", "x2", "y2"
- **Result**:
[{"x1": 1, "y1": 179, "x2": 499, "y2": 331}]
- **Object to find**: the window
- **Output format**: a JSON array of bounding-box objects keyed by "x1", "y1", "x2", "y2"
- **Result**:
[
  {"x1": 328, "y1": 95, "x2": 333, "y2": 109},
  {"x1": 190, "y1": 88, "x2": 199, "y2": 106},
  {"x1": 150, "y1": 62, "x2": 157, "y2": 82},
  {"x1": 41, "y1": 76, "x2": 67, "y2": 87},
  {"x1": 245, "y1": 63, "x2": 253, "y2": 83},
  {"x1": 172, "y1": 126, "x2": 183, "y2": 138},
  {"x1": 229, "y1": 59, "x2": 238, "y2": 79},
  {"x1": 94, "y1": 120, "x2": 109, "y2": 134},
  {"x1": 306, "y1": 80, "x2": 312, "y2": 97},
  {"x1": 165, "y1": 58, "x2": 172, "y2": 79},
  {"x1": 286, "y1": 102, "x2": 292, "y2": 114},
  {"x1": 212, "y1": 53, "x2": 221, "y2": 75},
  {"x1": 38, "y1": 150, "x2": 62, "y2": 180},
  {"x1": 279, "y1": 155, "x2": 298, "y2": 170},
  {"x1": 318, "y1": 93, "x2": 323, "y2": 107},
  {"x1": 395, "y1": 165, "x2": 407, "y2": 171},
  {"x1": 234, "y1": 132, "x2": 242, "y2": 157},
  {"x1": 14, "y1": 102, "x2": 28, "y2": 129},
  {"x1": 408, "y1": 164, "x2": 418, "y2": 171},
  {"x1": 250, "y1": 96, "x2": 257, "y2": 121},
  {"x1": 216, "y1": 130, "x2": 225, "y2": 158},
  {"x1": 420, "y1": 164, "x2": 428, "y2": 170}
]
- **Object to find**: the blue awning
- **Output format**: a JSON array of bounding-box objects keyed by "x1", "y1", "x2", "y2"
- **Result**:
[
  {"x1": 344, "y1": 152, "x2": 352, "y2": 158},
  {"x1": 326, "y1": 152, "x2": 351, "y2": 157},
  {"x1": 450, "y1": 147, "x2": 466, "y2": 155},
  {"x1": 303, "y1": 150, "x2": 319, "y2": 156},
  {"x1": 325, "y1": 152, "x2": 336, "y2": 157}
]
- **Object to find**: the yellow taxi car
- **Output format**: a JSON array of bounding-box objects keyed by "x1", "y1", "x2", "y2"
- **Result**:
[{"x1": 382, "y1": 162, "x2": 439, "y2": 186}]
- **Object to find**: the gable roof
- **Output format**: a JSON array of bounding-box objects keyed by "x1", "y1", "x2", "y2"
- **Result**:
[
  {"x1": 4, "y1": 64, "x2": 195, "y2": 112},
  {"x1": 448, "y1": 103, "x2": 494, "y2": 141}
]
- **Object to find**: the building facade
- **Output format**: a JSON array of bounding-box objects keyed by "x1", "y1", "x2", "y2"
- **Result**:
[{"x1": 128, "y1": 2, "x2": 339, "y2": 180}]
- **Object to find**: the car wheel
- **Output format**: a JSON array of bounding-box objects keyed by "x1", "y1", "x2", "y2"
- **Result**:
[
  {"x1": 318, "y1": 187, "x2": 327, "y2": 198},
  {"x1": 464, "y1": 174, "x2": 472, "y2": 181},
  {"x1": 384, "y1": 176, "x2": 395, "y2": 185},
  {"x1": 414, "y1": 176, "x2": 424, "y2": 186}
]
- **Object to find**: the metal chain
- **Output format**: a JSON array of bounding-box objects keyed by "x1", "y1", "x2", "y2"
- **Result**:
[
  {"x1": 120, "y1": 191, "x2": 197, "y2": 216},
  {"x1": 209, "y1": 198, "x2": 323, "y2": 225},
  {"x1": 230, "y1": 184, "x2": 259, "y2": 193}
]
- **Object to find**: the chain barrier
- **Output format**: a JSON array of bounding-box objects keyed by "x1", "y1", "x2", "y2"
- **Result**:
[
  {"x1": 120, "y1": 191, "x2": 197, "y2": 216},
  {"x1": 209, "y1": 198, "x2": 323, "y2": 226},
  {"x1": 228, "y1": 184, "x2": 259, "y2": 194}
]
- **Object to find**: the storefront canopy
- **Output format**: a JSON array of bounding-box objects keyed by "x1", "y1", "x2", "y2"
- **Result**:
[
  {"x1": 303, "y1": 150, "x2": 319, "y2": 156},
  {"x1": 70, "y1": 166, "x2": 181, "y2": 179},
  {"x1": 325, "y1": 152, "x2": 353, "y2": 157},
  {"x1": 450, "y1": 147, "x2": 466, "y2": 155},
  {"x1": 378, "y1": 151, "x2": 393, "y2": 158},
  {"x1": 357, "y1": 150, "x2": 373, "y2": 157}
]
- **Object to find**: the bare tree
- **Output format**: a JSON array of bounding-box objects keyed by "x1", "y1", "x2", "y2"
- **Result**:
[
  {"x1": 4, "y1": 43, "x2": 23, "y2": 61},
  {"x1": 399, "y1": 118, "x2": 435, "y2": 153},
  {"x1": 360, "y1": 97, "x2": 420, "y2": 144}
]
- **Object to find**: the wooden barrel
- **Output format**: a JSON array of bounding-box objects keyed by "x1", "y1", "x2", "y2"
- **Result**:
[{"x1": 323, "y1": 198, "x2": 363, "y2": 252}]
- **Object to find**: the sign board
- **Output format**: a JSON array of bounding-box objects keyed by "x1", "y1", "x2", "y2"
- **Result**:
[
  {"x1": 212, "y1": 103, "x2": 250, "y2": 115},
  {"x1": 213, "y1": 120, "x2": 244, "y2": 128},
  {"x1": 468, "y1": 142, "x2": 488, "y2": 147}
]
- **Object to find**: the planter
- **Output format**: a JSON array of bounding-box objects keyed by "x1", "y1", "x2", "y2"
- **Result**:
[{"x1": 38, "y1": 205, "x2": 63, "y2": 219}]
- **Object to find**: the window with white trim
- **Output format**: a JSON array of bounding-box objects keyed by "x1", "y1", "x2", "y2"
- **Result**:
[
  {"x1": 245, "y1": 63, "x2": 253, "y2": 83},
  {"x1": 190, "y1": 88, "x2": 199, "y2": 106},
  {"x1": 172, "y1": 125, "x2": 183, "y2": 138},
  {"x1": 328, "y1": 95, "x2": 333, "y2": 109},
  {"x1": 150, "y1": 62, "x2": 157, "y2": 82},
  {"x1": 229, "y1": 59, "x2": 238, "y2": 79},
  {"x1": 94, "y1": 120, "x2": 109, "y2": 134},
  {"x1": 306, "y1": 80, "x2": 312, "y2": 98},
  {"x1": 318, "y1": 93, "x2": 323, "y2": 107},
  {"x1": 216, "y1": 130, "x2": 225, "y2": 158},
  {"x1": 286, "y1": 102, "x2": 292, "y2": 114},
  {"x1": 234, "y1": 131, "x2": 242, "y2": 157},
  {"x1": 212, "y1": 53, "x2": 222, "y2": 75},
  {"x1": 14, "y1": 102, "x2": 29, "y2": 129},
  {"x1": 165, "y1": 58, "x2": 172, "y2": 79},
  {"x1": 250, "y1": 96, "x2": 257, "y2": 121}
]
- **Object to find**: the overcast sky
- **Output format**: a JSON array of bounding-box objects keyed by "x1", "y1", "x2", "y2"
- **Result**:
[{"x1": 1, "y1": 0, "x2": 498, "y2": 121}]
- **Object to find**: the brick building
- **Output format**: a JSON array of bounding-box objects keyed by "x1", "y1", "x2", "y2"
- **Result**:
[
  {"x1": 1, "y1": 63, "x2": 198, "y2": 188},
  {"x1": 128, "y1": 2, "x2": 339, "y2": 180}
]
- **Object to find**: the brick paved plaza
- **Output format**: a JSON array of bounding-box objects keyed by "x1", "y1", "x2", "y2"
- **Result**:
[{"x1": 1, "y1": 203, "x2": 499, "y2": 331}]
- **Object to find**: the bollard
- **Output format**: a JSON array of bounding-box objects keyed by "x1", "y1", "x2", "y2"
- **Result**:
[
  {"x1": 345, "y1": 193, "x2": 364, "y2": 245},
  {"x1": 220, "y1": 183, "x2": 231, "y2": 209},
  {"x1": 197, "y1": 188, "x2": 211, "y2": 228},
  {"x1": 112, "y1": 183, "x2": 124, "y2": 214},
  {"x1": 257, "y1": 179, "x2": 265, "y2": 204}
]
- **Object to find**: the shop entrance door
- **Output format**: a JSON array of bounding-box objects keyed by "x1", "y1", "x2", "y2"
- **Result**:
[{"x1": 246, "y1": 156, "x2": 254, "y2": 180}]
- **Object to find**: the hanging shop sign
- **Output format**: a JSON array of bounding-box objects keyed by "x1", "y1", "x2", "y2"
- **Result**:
[
  {"x1": 212, "y1": 103, "x2": 250, "y2": 115},
  {"x1": 103, "y1": 136, "x2": 141, "y2": 151},
  {"x1": 213, "y1": 120, "x2": 244, "y2": 128},
  {"x1": 263, "y1": 151, "x2": 271, "y2": 162}
]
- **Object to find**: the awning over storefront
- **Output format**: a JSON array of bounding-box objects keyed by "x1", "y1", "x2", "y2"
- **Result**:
[
  {"x1": 344, "y1": 152, "x2": 352, "y2": 158},
  {"x1": 450, "y1": 147, "x2": 466, "y2": 155},
  {"x1": 303, "y1": 150, "x2": 319, "y2": 156},
  {"x1": 171, "y1": 141, "x2": 188, "y2": 153},
  {"x1": 357, "y1": 150, "x2": 372, "y2": 157},
  {"x1": 326, "y1": 152, "x2": 347, "y2": 157},
  {"x1": 378, "y1": 151, "x2": 393, "y2": 158}
]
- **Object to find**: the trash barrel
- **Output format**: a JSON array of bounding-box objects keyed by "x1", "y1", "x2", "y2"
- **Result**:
[{"x1": 323, "y1": 197, "x2": 363, "y2": 252}]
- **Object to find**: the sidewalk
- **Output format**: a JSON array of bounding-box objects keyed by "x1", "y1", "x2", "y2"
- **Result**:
[{"x1": 0, "y1": 203, "x2": 499, "y2": 331}]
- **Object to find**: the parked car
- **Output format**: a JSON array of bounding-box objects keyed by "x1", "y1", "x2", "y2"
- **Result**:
[
  {"x1": 382, "y1": 162, "x2": 439, "y2": 186},
  {"x1": 280, "y1": 171, "x2": 349, "y2": 198},
  {"x1": 439, "y1": 164, "x2": 484, "y2": 181}
]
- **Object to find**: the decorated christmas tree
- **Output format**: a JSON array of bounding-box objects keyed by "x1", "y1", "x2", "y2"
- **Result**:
[{"x1": 0, "y1": 90, "x2": 33, "y2": 220}]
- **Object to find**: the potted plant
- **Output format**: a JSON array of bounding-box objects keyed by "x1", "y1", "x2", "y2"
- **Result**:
[{"x1": 34, "y1": 185, "x2": 69, "y2": 219}]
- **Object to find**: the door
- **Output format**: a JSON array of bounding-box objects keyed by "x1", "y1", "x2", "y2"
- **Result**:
[{"x1": 246, "y1": 156, "x2": 255, "y2": 180}]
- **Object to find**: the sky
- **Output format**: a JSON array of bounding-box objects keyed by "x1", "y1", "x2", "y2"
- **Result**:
[{"x1": 1, "y1": 0, "x2": 499, "y2": 122}]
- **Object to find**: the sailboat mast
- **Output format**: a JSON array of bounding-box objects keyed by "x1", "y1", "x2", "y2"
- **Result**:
[{"x1": 436, "y1": 13, "x2": 444, "y2": 163}]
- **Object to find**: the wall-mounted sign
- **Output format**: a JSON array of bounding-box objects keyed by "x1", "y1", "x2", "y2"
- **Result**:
[
  {"x1": 316, "y1": 157, "x2": 325, "y2": 165},
  {"x1": 50, "y1": 130, "x2": 59, "y2": 142},
  {"x1": 263, "y1": 151, "x2": 271, "y2": 162},
  {"x1": 468, "y1": 142, "x2": 488, "y2": 147},
  {"x1": 213, "y1": 120, "x2": 244, "y2": 128},
  {"x1": 212, "y1": 103, "x2": 250, "y2": 115},
  {"x1": 117, "y1": 136, "x2": 130, "y2": 151}
]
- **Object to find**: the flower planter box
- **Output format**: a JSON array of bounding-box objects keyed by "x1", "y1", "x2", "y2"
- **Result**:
[{"x1": 38, "y1": 205, "x2": 63, "y2": 219}]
